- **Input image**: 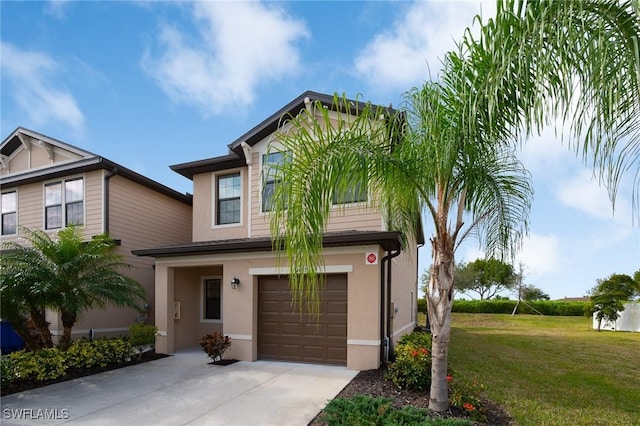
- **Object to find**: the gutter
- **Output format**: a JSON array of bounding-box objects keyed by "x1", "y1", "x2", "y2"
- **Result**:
[{"x1": 104, "y1": 167, "x2": 118, "y2": 233}]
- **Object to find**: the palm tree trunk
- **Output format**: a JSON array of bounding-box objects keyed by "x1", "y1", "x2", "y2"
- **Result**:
[
  {"x1": 60, "y1": 311, "x2": 77, "y2": 350},
  {"x1": 13, "y1": 318, "x2": 42, "y2": 352},
  {"x1": 427, "y1": 232, "x2": 455, "y2": 412},
  {"x1": 29, "y1": 308, "x2": 53, "y2": 349}
]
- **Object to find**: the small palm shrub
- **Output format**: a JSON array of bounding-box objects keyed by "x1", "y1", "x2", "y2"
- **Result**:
[
  {"x1": 199, "y1": 332, "x2": 231, "y2": 362},
  {"x1": 386, "y1": 331, "x2": 432, "y2": 391}
]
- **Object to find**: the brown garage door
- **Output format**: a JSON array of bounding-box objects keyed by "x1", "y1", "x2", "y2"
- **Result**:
[{"x1": 258, "y1": 274, "x2": 347, "y2": 365}]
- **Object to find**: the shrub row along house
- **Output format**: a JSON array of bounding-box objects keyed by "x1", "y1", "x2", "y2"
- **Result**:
[{"x1": 1, "y1": 91, "x2": 423, "y2": 369}]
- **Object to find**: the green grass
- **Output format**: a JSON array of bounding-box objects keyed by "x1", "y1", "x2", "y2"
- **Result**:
[{"x1": 435, "y1": 313, "x2": 640, "y2": 426}]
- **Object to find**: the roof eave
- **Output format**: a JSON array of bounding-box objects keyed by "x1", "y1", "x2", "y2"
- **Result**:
[{"x1": 133, "y1": 231, "x2": 403, "y2": 258}]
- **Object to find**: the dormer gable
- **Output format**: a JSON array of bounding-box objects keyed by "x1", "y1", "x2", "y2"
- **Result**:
[
  {"x1": 0, "y1": 127, "x2": 97, "y2": 176},
  {"x1": 171, "y1": 91, "x2": 396, "y2": 180}
]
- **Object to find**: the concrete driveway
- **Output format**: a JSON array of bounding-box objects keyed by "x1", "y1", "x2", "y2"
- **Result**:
[{"x1": 1, "y1": 348, "x2": 357, "y2": 426}]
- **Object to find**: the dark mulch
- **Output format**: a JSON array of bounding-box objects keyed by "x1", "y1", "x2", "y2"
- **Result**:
[
  {"x1": 308, "y1": 368, "x2": 513, "y2": 426},
  {"x1": 208, "y1": 359, "x2": 240, "y2": 366},
  {"x1": 1, "y1": 352, "x2": 170, "y2": 396}
]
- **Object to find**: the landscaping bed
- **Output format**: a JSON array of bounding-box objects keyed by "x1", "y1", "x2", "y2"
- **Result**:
[
  {"x1": 309, "y1": 367, "x2": 513, "y2": 426},
  {"x1": 1, "y1": 351, "x2": 169, "y2": 396}
]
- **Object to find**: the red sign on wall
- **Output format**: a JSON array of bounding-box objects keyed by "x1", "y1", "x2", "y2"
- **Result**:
[{"x1": 366, "y1": 252, "x2": 378, "y2": 265}]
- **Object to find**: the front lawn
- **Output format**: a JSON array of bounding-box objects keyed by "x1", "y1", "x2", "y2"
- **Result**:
[{"x1": 446, "y1": 313, "x2": 640, "y2": 425}]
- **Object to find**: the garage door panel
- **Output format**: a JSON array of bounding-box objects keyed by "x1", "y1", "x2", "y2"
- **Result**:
[
  {"x1": 327, "y1": 324, "x2": 346, "y2": 338},
  {"x1": 259, "y1": 274, "x2": 347, "y2": 365}
]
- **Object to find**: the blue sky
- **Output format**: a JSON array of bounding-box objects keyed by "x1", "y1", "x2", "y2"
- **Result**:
[{"x1": 2, "y1": 1, "x2": 638, "y2": 300}]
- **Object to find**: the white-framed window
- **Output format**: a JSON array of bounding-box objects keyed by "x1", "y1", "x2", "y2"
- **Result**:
[
  {"x1": 202, "y1": 277, "x2": 222, "y2": 322},
  {"x1": 216, "y1": 172, "x2": 241, "y2": 225},
  {"x1": 1, "y1": 191, "x2": 17, "y2": 235},
  {"x1": 261, "y1": 151, "x2": 288, "y2": 212},
  {"x1": 45, "y1": 177, "x2": 84, "y2": 230},
  {"x1": 333, "y1": 176, "x2": 368, "y2": 205}
]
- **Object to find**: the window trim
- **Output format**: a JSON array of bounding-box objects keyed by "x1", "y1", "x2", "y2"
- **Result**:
[
  {"x1": 260, "y1": 151, "x2": 289, "y2": 213},
  {"x1": 213, "y1": 171, "x2": 242, "y2": 228},
  {"x1": 1, "y1": 190, "x2": 18, "y2": 236},
  {"x1": 201, "y1": 276, "x2": 223, "y2": 323},
  {"x1": 43, "y1": 176, "x2": 85, "y2": 231},
  {"x1": 331, "y1": 177, "x2": 369, "y2": 206}
]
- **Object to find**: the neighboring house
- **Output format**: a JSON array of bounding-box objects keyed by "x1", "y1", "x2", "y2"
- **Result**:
[
  {"x1": 0, "y1": 128, "x2": 193, "y2": 341},
  {"x1": 133, "y1": 91, "x2": 424, "y2": 370}
]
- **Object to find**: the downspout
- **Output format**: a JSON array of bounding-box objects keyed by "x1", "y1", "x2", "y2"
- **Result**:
[
  {"x1": 386, "y1": 249, "x2": 400, "y2": 362},
  {"x1": 104, "y1": 167, "x2": 118, "y2": 233},
  {"x1": 380, "y1": 249, "x2": 401, "y2": 366}
]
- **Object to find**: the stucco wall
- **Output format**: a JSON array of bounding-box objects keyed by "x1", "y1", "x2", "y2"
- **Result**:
[
  {"x1": 192, "y1": 169, "x2": 249, "y2": 242},
  {"x1": 152, "y1": 246, "x2": 385, "y2": 370}
]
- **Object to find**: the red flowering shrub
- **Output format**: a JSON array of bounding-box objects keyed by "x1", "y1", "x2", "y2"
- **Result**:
[
  {"x1": 448, "y1": 370, "x2": 487, "y2": 422},
  {"x1": 385, "y1": 332, "x2": 432, "y2": 391},
  {"x1": 199, "y1": 332, "x2": 231, "y2": 362}
]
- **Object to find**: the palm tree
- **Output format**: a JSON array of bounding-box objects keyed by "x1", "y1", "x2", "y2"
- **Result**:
[
  {"x1": 269, "y1": 0, "x2": 639, "y2": 413},
  {"x1": 1, "y1": 227, "x2": 146, "y2": 350},
  {"x1": 462, "y1": 0, "x2": 640, "y2": 219},
  {"x1": 270, "y1": 83, "x2": 532, "y2": 414},
  {"x1": 0, "y1": 270, "x2": 54, "y2": 351}
]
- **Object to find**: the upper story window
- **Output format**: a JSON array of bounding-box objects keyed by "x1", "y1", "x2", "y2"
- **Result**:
[
  {"x1": 216, "y1": 173, "x2": 241, "y2": 225},
  {"x1": 45, "y1": 178, "x2": 84, "y2": 230},
  {"x1": 1, "y1": 191, "x2": 17, "y2": 235},
  {"x1": 261, "y1": 151, "x2": 287, "y2": 212},
  {"x1": 333, "y1": 178, "x2": 368, "y2": 205}
]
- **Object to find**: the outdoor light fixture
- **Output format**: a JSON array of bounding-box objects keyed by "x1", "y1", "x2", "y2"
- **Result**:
[{"x1": 230, "y1": 277, "x2": 240, "y2": 290}]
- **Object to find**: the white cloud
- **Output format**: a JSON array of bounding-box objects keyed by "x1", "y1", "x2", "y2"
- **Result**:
[
  {"x1": 44, "y1": 0, "x2": 71, "y2": 19},
  {"x1": 141, "y1": 2, "x2": 309, "y2": 116},
  {"x1": 555, "y1": 169, "x2": 632, "y2": 222},
  {"x1": 0, "y1": 41, "x2": 85, "y2": 134},
  {"x1": 354, "y1": 0, "x2": 496, "y2": 92},
  {"x1": 516, "y1": 233, "x2": 562, "y2": 276}
]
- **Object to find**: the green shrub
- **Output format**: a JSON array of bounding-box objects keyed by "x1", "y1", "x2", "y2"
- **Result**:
[
  {"x1": 2, "y1": 337, "x2": 132, "y2": 387},
  {"x1": 322, "y1": 395, "x2": 473, "y2": 425},
  {"x1": 66, "y1": 338, "x2": 132, "y2": 369},
  {"x1": 417, "y1": 298, "x2": 427, "y2": 313},
  {"x1": 452, "y1": 300, "x2": 588, "y2": 316},
  {"x1": 4, "y1": 348, "x2": 67, "y2": 382},
  {"x1": 398, "y1": 331, "x2": 432, "y2": 348},
  {"x1": 1, "y1": 354, "x2": 17, "y2": 387},
  {"x1": 128, "y1": 323, "x2": 158, "y2": 356},
  {"x1": 386, "y1": 332, "x2": 432, "y2": 391},
  {"x1": 199, "y1": 332, "x2": 231, "y2": 362},
  {"x1": 448, "y1": 371, "x2": 487, "y2": 423}
]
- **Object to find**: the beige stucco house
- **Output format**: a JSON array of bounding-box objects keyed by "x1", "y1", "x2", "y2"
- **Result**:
[
  {"x1": 0, "y1": 127, "x2": 193, "y2": 341},
  {"x1": 134, "y1": 92, "x2": 424, "y2": 370}
]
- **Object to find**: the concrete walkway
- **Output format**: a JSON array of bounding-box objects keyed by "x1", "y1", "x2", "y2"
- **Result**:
[{"x1": 1, "y1": 348, "x2": 357, "y2": 426}]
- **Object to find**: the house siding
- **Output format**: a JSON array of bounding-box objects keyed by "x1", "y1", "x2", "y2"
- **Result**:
[
  {"x1": 0, "y1": 169, "x2": 104, "y2": 243},
  {"x1": 100, "y1": 174, "x2": 192, "y2": 327}
]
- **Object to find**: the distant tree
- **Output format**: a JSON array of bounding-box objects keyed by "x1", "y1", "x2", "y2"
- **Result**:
[
  {"x1": 588, "y1": 273, "x2": 640, "y2": 331},
  {"x1": 455, "y1": 258, "x2": 517, "y2": 300},
  {"x1": 1, "y1": 227, "x2": 146, "y2": 349},
  {"x1": 520, "y1": 285, "x2": 550, "y2": 301}
]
